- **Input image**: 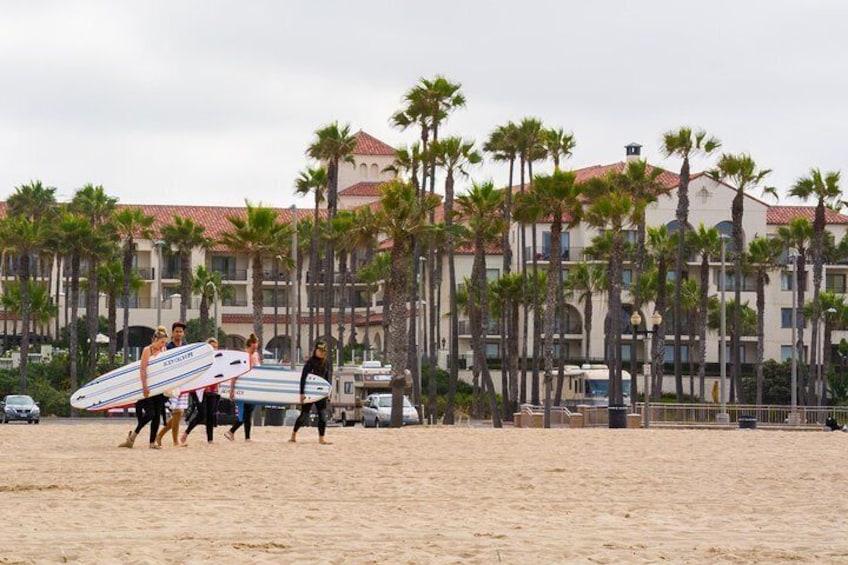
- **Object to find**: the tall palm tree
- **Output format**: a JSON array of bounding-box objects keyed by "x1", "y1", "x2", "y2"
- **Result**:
[
  {"x1": 789, "y1": 168, "x2": 842, "y2": 405},
  {"x1": 374, "y1": 179, "x2": 440, "y2": 427},
  {"x1": 777, "y1": 216, "x2": 814, "y2": 403},
  {"x1": 55, "y1": 212, "x2": 94, "y2": 413},
  {"x1": 514, "y1": 170, "x2": 582, "y2": 427},
  {"x1": 112, "y1": 207, "x2": 155, "y2": 363},
  {"x1": 489, "y1": 272, "x2": 524, "y2": 420},
  {"x1": 563, "y1": 262, "x2": 607, "y2": 364},
  {"x1": 816, "y1": 291, "x2": 846, "y2": 388},
  {"x1": 306, "y1": 122, "x2": 356, "y2": 343},
  {"x1": 687, "y1": 223, "x2": 721, "y2": 401},
  {"x1": 662, "y1": 127, "x2": 721, "y2": 392},
  {"x1": 0, "y1": 216, "x2": 45, "y2": 392},
  {"x1": 746, "y1": 236, "x2": 782, "y2": 404},
  {"x1": 456, "y1": 181, "x2": 506, "y2": 428},
  {"x1": 219, "y1": 202, "x2": 290, "y2": 350},
  {"x1": 646, "y1": 226, "x2": 675, "y2": 401},
  {"x1": 160, "y1": 216, "x2": 210, "y2": 323},
  {"x1": 484, "y1": 122, "x2": 519, "y2": 275},
  {"x1": 514, "y1": 117, "x2": 547, "y2": 405},
  {"x1": 191, "y1": 266, "x2": 231, "y2": 340},
  {"x1": 324, "y1": 210, "x2": 356, "y2": 356},
  {"x1": 295, "y1": 165, "x2": 328, "y2": 348},
  {"x1": 97, "y1": 258, "x2": 142, "y2": 364},
  {"x1": 617, "y1": 160, "x2": 665, "y2": 395},
  {"x1": 431, "y1": 135, "x2": 482, "y2": 422},
  {"x1": 710, "y1": 154, "x2": 772, "y2": 403},
  {"x1": 384, "y1": 143, "x2": 423, "y2": 192},
  {"x1": 542, "y1": 128, "x2": 576, "y2": 172},
  {"x1": 678, "y1": 277, "x2": 701, "y2": 401},
  {"x1": 70, "y1": 184, "x2": 117, "y2": 378},
  {"x1": 356, "y1": 251, "x2": 390, "y2": 359}
]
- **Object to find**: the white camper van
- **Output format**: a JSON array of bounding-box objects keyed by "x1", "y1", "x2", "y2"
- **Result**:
[{"x1": 560, "y1": 364, "x2": 632, "y2": 406}]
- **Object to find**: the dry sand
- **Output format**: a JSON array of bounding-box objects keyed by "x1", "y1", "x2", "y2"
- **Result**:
[{"x1": 1, "y1": 420, "x2": 846, "y2": 564}]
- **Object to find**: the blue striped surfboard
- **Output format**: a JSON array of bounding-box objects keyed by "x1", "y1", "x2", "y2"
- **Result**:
[
  {"x1": 70, "y1": 343, "x2": 215, "y2": 411},
  {"x1": 217, "y1": 366, "x2": 331, "y2": 404}
]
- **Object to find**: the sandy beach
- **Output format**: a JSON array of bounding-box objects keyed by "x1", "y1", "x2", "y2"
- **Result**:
[{"x1": 1, "y1": 420, "x2": 846, "y2": 564}]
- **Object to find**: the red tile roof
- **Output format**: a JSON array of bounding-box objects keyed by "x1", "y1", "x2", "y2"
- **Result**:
[
  {"x1": 353, "y1": 131, "x2": 396, "y2": 156},
  {"x1": 339, "y1": 182, "x2": 386, "y2": 197},
  {"x1": 507, "y1": 162, "x2": 680, "y2": 194},
  {"x1": 767, "y1": 206, "x2": 848, "y2": 225}
]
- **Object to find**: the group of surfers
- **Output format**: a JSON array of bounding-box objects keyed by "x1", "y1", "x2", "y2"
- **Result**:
[{"x1": 116, "y1": 321, "x2": 332, "y2": 449}]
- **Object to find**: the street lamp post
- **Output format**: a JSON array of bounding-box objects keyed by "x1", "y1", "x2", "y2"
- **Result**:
[
  {"x1": 154, "y1": 239, "x2": 166, "y2": 327},
  {"x1": 274, "y1": 254, "x2": 282, "y2": 363},
  {"x1": 789, "y1": 251, "x2": 799, "y2": 425},
  {"x1": 718, "y1": 234, "x2": 730, "y2": 425},
  {"x1": 630, "y1": 310, "x2": 662, "y2": 428},
  {"x1": 290, "y1": 205, "x2": 297, "y2": 370}
]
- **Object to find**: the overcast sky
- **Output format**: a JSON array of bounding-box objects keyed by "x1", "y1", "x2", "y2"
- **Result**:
[{"x1": 1, "y1": 1, "x2": 845, "y2": 209}]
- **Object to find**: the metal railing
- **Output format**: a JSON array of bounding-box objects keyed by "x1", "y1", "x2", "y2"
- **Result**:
[{"x1": 573, "y1": 403, "x2": 848, "y2": 427}]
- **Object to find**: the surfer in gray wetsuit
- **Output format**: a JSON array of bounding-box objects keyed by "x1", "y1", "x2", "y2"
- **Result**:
[
  {"x1": 289, "y1": 340, "x2": 332, "y2": 445},
  {"x1": 119, "y1": 326, "x2": 169, "y2": 449}
]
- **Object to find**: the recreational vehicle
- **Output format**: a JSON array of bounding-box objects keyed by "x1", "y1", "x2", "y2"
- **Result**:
[{"x1": 329, "y1": 361, "x2": 411, "y2": 426}]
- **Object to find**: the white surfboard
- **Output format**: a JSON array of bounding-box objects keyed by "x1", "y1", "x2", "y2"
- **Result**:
[
  {"x1": 179, "y1": 350, "x2": 251, "y2": 393},
  {"x1": 217, "y1": 366, "x2": 331, "y2": 405},
  {"x1": 70, "y1": 343, "x2": 215, "y2": 411}
]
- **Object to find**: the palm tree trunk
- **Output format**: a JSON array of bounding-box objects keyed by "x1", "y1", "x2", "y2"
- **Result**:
[
  {"x1": 180, "y1": 252, "x2": 191, "y2": 322},
  {"x1": 251, "y1": 254, "x2": 264, "y2": 348},
  {"x1": 107, "y1": 292, "x2": 117, "y2": 364},
  {"x1": 542, "y1": 221, "x2": 561, "y2": 427},
  {"x1": 756, "y1": 276, "x2": 766, "y2": 405},
  {"x1": 87, "y1": 260, "x2": 98, "y2": 379},
  {"x1": 698, "y1": 256, "x2": 709, "y2": 402},
  {"x1": 19, "y1": 254, "x2": 30, "y2": 394},
  {"x1": 122, "y1": 240, "x2": 132, "y2": 362},
  {"x1": 674, "y1": 157, "x2": 691, "y2": 402},
  {"x1": 69, "y1": 255, "x2": 81, "y2": 417},
  {"x1": 388, "y1": 241, "x2": 410, "y2": 428},
  {"x1": 812, "y1": 201, "x2": 825, "y2": 405},
  {"x1": 731, "y1": 191, "x2": 744, "y2": 403}
]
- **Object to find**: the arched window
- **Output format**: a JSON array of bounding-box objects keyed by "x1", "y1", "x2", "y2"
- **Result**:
[
  {"x1": 714, "y1": 221, "x2": 740, "y2": 254},
  {"x1": 370, "y1": 163, "x2": 379, "y2": 178},
  {"x1": 359, "y1": 163, "x2": 367, "y2": 178}
]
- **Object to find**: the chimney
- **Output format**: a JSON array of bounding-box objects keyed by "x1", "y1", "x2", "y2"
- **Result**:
[{"x1": 625, "y1": 142, "x2": 642, "y2": 162}]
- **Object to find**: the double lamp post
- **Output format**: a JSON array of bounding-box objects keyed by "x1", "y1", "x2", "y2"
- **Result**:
[{"x1": 630, "y1": 310, "x2": 662, "y2": 428}]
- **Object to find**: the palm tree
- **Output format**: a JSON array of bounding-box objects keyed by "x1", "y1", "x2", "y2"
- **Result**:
[
  {"x1": 778, "y1": 216, "x2": 814, "y2": 403},
  {"x1": 489, "y1": 272, "x2": 524, "y2": 420},
  {"x1": 563, "y1": 262, "x2": 607, "y2": 364},
  {"x1": 295, "y1": 165, "x2": 328, "y2": 347},
  {"x1": 484, "y1": 122, "x2": 519, "y2": 276},
  {"x1": 112, "y1": 207, "x2": 155, "y2": 363},
  {"x1": 324, "y1": 210, "x2": 356, "y2": 356},
  {"x1": 456, "y1": 181, "x2": 506, "y2": 428},
  {"x1": 514, "y1": 117, "x2": 546, "y2": 404},
  {"x1": 374, "y1": 180, "x2": 440, "y2": 427},
  {"x1": 646, "y1": 226, "x2": 675, "y2": 401},
  {"x1": 789, "y1": 168, "x2": 842, "y2": 405},
  {"x1": 542, "y1": 128, "x2": 576, "y2": 172},
  {"x1": 191, "y1": 266, "x2": 231, "y2": 339},
  {"x1": 746, "y1": 236, "x2": 782, "y2": 404},
  {"x1": 710, "y1": 154, "x2": 772, "y2": 403},
  {"x1": 160, "y1": 216, "x2": 210, "y2": 323},
  {"x1": 55, "y1": 212, "x2": 94, "y2": 412},
  {"x1": 662, "y1": 127, "x2": 721, "y2": 392},
  {"x1": 816, "y1": 291, "x2": 846, "y2": 388},
  {"x1": 70, "y1": 184, "x2": 118, "y2": 378},
  {"x1": 617, "y1": 160, "x2": 665, "y2": 394},
  {"x1": 306, "y1": 123, "x2": 356, "y2": 342},
  {"x1": 219, "y1": 202, "x2": 290, "y2": 350},
  {"x1": 678, "y1": 277, "x2": 701, "y2": 401},
  {"x1": 384, "y1": 143, "x2": 423, "y2": 192},
  {"x1": 513, "y1": 170, "x2": 583, "y2": 427},
  {"x1": 431, "y1": 135, "x2": 482, "y2": 423},
  {"x1": 356, "y1": 252, "x2": 390, "y2": 360},
  {"x1": 687, "y1": 223, "x2": 721, "y2": 401},
  {"x1": 0, "y1": 216, "x2": 45, "y2": 392},
  {"x1": 97, "y1": 258, "x2": 142, "y2": 364}
]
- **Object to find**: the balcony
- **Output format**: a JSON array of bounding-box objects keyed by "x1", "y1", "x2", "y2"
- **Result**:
[
  {"x1": 212, "y1": 269, "x2": 248, "y2": 281},
  {"x1": 458, "y1": 319, "x2": 500, "y2": 336}
]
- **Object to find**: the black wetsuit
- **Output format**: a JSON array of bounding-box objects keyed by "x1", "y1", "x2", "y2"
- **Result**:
[
  {"x1": 293, "y1": 356, "x2": 330, "y2": 437},
  {"x1": 185, "y1": 389, "x2": 220, "y2": 442}
]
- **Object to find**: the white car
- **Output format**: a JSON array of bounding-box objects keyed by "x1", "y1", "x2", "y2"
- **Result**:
[{"x1": 361, "y1": 393, "x2": 419, "y2": 427}]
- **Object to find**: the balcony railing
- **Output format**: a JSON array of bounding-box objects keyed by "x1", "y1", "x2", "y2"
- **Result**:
[
  {"x1": 458, "y1": 319, "x2": 500, "y2": 335},
  {"x1": 212, "y1": 269, "x2": 248, "y2": 281}
]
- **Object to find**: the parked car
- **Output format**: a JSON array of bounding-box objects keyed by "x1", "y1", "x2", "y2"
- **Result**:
[
  {"x1": 1, "y1": 394, "x2": 40, "y2": 424},
  {"x1": 361, "y1": 393, "x2": 419, "y2": 427}
]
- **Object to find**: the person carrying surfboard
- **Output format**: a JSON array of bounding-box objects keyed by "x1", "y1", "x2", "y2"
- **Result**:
[
  {"x1": 181, "y1": 337, "x2": 222, "y2": 445},
  {"x1": 119, "y1": 326, "x2": 169, "y2": 449},
  {"x1": 155, "y1": 321, "x2": 189, "y2": 447},
  {"x1": 289, "y1": 340, "x2": 332, "y2": 445},
  {"x1": 225, "y1": 333, "x2": 261, "y2": 442}
]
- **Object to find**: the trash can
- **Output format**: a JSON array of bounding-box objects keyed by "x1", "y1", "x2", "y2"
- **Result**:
[
  {"x1": 608, "y1": 404, "x2": 628, "y2": 429},
  {"x1": 738, "y1": 415, "x2": 757, "y2": 429},
  {"x1": 265, "y1": 406, "x2": 284, "y2": 426}
]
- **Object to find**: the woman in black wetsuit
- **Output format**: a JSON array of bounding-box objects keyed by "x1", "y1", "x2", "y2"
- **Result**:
[
  {"x1": 289, "y1": 340, "x2": 331, "y2": 445},
  {"x1": 118, "y1": 326, "x2": 168, "y2": 449}
]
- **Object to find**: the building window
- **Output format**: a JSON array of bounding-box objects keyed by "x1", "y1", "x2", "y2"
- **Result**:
[
  {"x1": 827, "y1": 273, "x2": 846, "y2": 293},
  {"x1": 780, "y1": 346, "x2": 793, "y2": 362},
  {"x1": 541, "y1": 231, "x2": 570, "y2": 260},
  {"x1": 370, "y1": 163, "x2": 378, "y2": 178},
  {"x1": 664, "y1": 344, "x2": 689, "y2": 362},
  {"x1": 359, "y1": 163, "x2": 367, "y2": 177},
  {"x1": 486, "y1": 268, "x2": 500, "y2": 282},
  {"x1": 781, "y1": 308, "x2": 793, "y2": 328},
  {"x1": 622, "y1": 269, "x2": 633, "y2": 289},
  {"x1": 780, "y1": 272, "x2": 794, "y2": 291}
]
